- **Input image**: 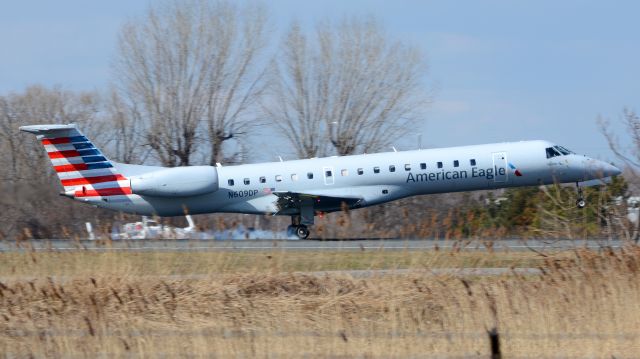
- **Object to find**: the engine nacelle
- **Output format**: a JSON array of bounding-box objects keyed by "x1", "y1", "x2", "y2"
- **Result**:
[{"x1": 130, "y1": 166, "x2": 219, "y2": 197}]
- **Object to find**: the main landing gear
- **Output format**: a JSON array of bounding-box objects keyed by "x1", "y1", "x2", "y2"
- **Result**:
[
  {"x1": 287, "y1": 224, "x2": 310, "y2": 239},
  {"x1": 576, "y1": 182, "x2": 586, "y2": 209},
  {"x1": 287, "y1": 215, "x2": 311, "y2": 239}
]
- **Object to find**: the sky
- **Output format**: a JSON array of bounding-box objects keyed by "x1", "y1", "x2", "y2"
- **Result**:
[{"x1": 1, "y1": 0, "x2": 638, "y2": 163}]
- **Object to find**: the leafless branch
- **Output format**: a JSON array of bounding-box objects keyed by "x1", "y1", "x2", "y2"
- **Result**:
[
  {"x1": 112, "y1": 0, "x2": 268, "y2": 166},
  {"x1": 262, "y1": 17, "x2": 429, "y2": 158}
]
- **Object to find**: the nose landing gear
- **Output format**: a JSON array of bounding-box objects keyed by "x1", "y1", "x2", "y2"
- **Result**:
[{"x1": 576, "y1": 182, "x2": 586, "y2": 209}]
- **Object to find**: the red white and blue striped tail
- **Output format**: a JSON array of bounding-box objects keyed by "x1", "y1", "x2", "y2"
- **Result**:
[{"x1": 19, "y1": 124, "x2": 131, "y2": 198}]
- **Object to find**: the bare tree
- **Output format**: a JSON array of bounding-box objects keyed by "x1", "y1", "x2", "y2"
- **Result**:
[
  {"x1": 261, "y1": 23, "x2": 329, "y2": 158},
  {"x1": 263, "y1": 17, "x2": 428, "y2": 158},
  {"x1": 202, "y1": 2, "x2": 268, "y2": 165},
  {"x1": 599, "y1": 108, "x2": 640, "y2": 241},
  {"x1": 600, "y1": 109, "x2": 640, "y2": 173},
  {"x1": 112, "y1": 0, "x2": 267, "y2": 166},
  {"x1": 104, "y1": 89, "x2": 148, "y2": 163},
  {"x1": 0, "y1": 86, "x2": 105, "y2": 239},
  {"x1": 0, "y1": 85, "x2": 101, "y2": 181}
]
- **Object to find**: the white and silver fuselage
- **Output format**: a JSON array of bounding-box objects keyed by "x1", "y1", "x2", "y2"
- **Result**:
[{"x1": 91, "y1": 140, "x2": 619, "y2": 216}]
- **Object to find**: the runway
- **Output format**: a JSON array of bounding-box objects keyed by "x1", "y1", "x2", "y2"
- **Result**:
[{"x1": 0, "y1": 238, "x2": 627, "y2": 252}]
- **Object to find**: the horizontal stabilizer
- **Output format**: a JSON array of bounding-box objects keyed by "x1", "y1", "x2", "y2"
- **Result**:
[{"x1": 19, "y1": 124, "x2": 79, "y2": 135}]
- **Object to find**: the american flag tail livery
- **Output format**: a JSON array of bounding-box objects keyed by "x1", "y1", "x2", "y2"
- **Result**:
[{"x1": 19, "y1": 124, "x2": 131, "y2": 199}]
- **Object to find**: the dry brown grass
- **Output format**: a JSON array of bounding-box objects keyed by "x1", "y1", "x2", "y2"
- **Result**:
[
  {"x1": 0, "y1": 247, "x2": 545, "y2": 278},
  {"x1": 1, "y1": 247, "x2": 639, "y2": 357}
]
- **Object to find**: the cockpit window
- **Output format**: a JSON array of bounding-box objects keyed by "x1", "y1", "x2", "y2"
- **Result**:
[
  {"x1": 557, "y1": 146, "x2": 574, "y2": 154},
  {"x1": 546, "y1": 145, "x2": 574, "y2": 158},
  {"x1": 546, "y1": 147, "x2": 560, "y2": 158}
]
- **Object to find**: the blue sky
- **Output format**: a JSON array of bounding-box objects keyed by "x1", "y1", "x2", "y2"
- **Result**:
[{"x1": 1, "y1": 0, "x2": 638, "y2": 162}]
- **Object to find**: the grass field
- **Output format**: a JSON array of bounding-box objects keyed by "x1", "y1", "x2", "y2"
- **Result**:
[
  {"x1": 1, "y1": 245, "x2": 639, "y2": 357},
  {"x1": 0, "y1": 247, "x2": 547, "y2": 277}
]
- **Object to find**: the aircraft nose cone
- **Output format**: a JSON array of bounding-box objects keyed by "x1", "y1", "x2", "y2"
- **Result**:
[
  {"x1": 586, "y1": 159, "x2": 622, "y2": 178},
  {"x1": 608, "y1": 163, "x2": 622, "y2": 177}
]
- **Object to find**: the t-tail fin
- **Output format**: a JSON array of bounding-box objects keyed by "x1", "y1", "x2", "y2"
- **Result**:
[{"x1": 19, "y1": 124, "x2": 131, "y2": 198}]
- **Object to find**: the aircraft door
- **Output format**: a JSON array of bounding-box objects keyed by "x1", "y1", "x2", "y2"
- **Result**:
[
  {"x1": 323, "y1": 166, "x2": 335, "y2": 185},
  {"x1": 492, "y1": 152, "x2": 508, "y2": 182}
]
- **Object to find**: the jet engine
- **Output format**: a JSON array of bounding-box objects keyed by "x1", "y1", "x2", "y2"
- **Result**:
[{"x1": 129, "y1": 166, "x2": 219, "y2": 197}]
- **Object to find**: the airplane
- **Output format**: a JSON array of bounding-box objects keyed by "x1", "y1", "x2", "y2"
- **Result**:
[{"x1": 20, "y1": 124, "x2": 621, "y2": 239}]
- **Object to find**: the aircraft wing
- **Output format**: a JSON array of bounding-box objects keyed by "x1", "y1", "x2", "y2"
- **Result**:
[{"x1": 273, "y1": 191, "x2": 363, "y2": 214}]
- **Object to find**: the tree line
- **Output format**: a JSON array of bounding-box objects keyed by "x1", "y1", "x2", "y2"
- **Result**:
[
  {"x1": 0, "y1": 87, "x2": 634, "y2": 239},
  {"x1": 110, "y1": 0, "x2": 428, "y2": 166},
  {"x1": 0, "y1": 0, "x2": 635, "y2": 239}
]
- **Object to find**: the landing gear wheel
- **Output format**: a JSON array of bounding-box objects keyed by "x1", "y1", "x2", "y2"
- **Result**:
[{"x1": 296, "y1": 225, "x2": 310, "y2": 239}]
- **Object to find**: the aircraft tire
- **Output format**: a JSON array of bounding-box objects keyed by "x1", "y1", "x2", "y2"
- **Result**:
[
  {"x1": 296, "y1": 225, "x2": 310, "y2": 239},
  {"x1": 576, "y1": 198, "x2": 586, "y2": 209}
]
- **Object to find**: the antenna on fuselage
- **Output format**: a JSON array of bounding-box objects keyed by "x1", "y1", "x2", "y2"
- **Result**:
[
  {"x1": 278, "y1": 156, "x2": 283, "y2": 162},
  {"x1": 391, "y1": 146, "x2": 397, "y2": 152}
]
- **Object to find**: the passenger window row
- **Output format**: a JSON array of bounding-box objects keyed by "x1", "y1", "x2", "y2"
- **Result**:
[{"x1": 226, "y1": 159, "x2": 478, "y2": 186}]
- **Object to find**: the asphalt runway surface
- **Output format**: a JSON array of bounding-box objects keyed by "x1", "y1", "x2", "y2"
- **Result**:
[{"x1": 0, "y1": 238, "x2": 627, "y2": 252}]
